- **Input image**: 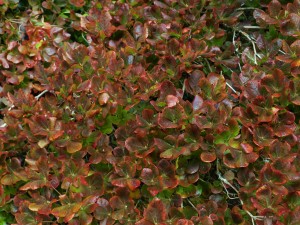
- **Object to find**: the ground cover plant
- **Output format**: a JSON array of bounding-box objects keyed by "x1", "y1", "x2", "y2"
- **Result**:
[{"x1": 0, "y1": 0, "x2": 300, "y2": 224}]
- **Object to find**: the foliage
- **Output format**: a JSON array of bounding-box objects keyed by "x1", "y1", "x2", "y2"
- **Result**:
[{"x1": 0, "y1": 0, "x2": 300, "y2": 224}]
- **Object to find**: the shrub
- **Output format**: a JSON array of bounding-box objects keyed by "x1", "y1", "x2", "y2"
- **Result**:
[{"x1": 0, "y1": 0, "x2": 299, "y2": 224}]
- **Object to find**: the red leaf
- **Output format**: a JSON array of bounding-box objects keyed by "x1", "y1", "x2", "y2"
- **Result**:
[
  {"x1": 136, "y1": 219, "x2": 155, "y2": 225},
  {"x1": 281, "y1": 13, "x2": 300, "y2": 37},
  {"x1": 223, "y1": 148, "x2": 259, "y2": 168},
  {"x1": 231, "y1": 206, "x2": 244, "y2": 224},
  {"x1": 0, "y1": 53, "x2": 9, "y2": 68},
  {"x1": 125, "y1": 136, "x2": 154, "y2": 158},
  {"x1": 176, "y1": 219, "x2": 194, "y2": 225},
  {"x1": 268, "y1": 140, "x2": 291, "y2": 160},
  {"x1": 19, "y1": 179, "x2": 47, "y2": 191},
  {"x1": 15, "y1": 211, "x2": 39, "y2": 225},
  {"x1": 260, "y1": 164, "x2": 287, "y2": 185},
  {"x1": 28, "y1": 194, "x2": 56, "y2": 215},
  {"x1": 127, "y1": 179, "x2": 141, "y2": 190},
  {"x1": 166, "y1": 95, "x2": 179, "y2": 107},
  {"x1": 69, "y1": 0, "x2": 85, "y2": 7},
  {"x1": 77, "y1": 80, "x2": 91, "y2": 92},
  {"x1": 144, "y1": 199, "x2": 167, "y2": 223},
  {"x1": 141, "y1": 168, "x2": 157, "y2": 185},
  {"x1": 268, "y1": 0, "x2": 282, "y2": 18},
  {"x1": 98, "y1": 93, "x2": 110, "y2": 105},
  {"x1": 200, "y1": 152, "x2": 216, "y2": 163},
  {"x1": 261, "y1": 69, "x2": 287, "y2": 95},
  {"x1": 94, "y1": 198, "x2": 112, "y2": 221},
  {"x1": 111, "y1": 177, "x2": 128, "y2": 188},
  {"x1": 7, "y1": 52, "x2": 23, "y2": 64},
  {"x1": 1, "y1": 173, "x2": 21, "y2": 185},
  {"x1": 253, "y1": 9, "x2": 277, "y2": 26},
  {"x1": 158, "y1": 159, "x2": 178, "y2": 188},
  {"x1": 52, "y1": 203, "x2": 82, "y2": 222},
  {"x1": 192, "y1": 95, "x2": 203, "y2": 111},
  {"x1": 240, "y1": 143, "x2": 253, "y2": 153},
  {"x1": 253, "y1": 125, "x2": 275, "y2": 147},
  {"x1": 186, "y1": 160, "x2": 200, "y2": 174},
  {"x1": 158, "y1": 105, "x2": 186, "y2": 129}
]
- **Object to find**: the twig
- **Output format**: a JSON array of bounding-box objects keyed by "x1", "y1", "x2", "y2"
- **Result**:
[
  {"x1": 222, "y1": 189, "x2": 240, "y2": 200},
  {"x1": 51, "y1": 184, "x2": 63, "y2": 196},
  {"x1": 204, "y1": 58, "x2": 212, "y2": 72},
  {"x1": 238, "y1": 30, "x2": 258, "y2": 65},
  {"x1": 226, "y1": 22, "x2": 259, "y2": 65},
  {"x1": 242, "y1": 26, "x2": 263, "y2": 29},
  {"x1": 233, "y1": 30, "x2": 236, "y2": 48},
  {"x1": 231, "y1": 30, "x2": 242, "y2": 72},
  {"x1": 279, "y1": 50, "x2": 286, "y2": 55},
  {"x1": 226, "y1": 82, "x2": 238, "y2": 94},
  {"x1": 81, "y1": 32, "x2": 90, "y2": 45},
  {"x1": 8, "y1": 104, "x2": 14, "y2": 111},
  {"x1": 35, "y1": 90, "x2": 48, "y2": 100},
  {"x1": 220, "y1": 71, "x2": 239, "y2": 95},
  {"x1": 216, "y1": 160, "x2": 265, "y2": 225},
  {"x1": 238, "y1": 62, "x2": 242, "y2": 71},
  {"x1": 187, "y1": 198, "x2": 198, "y2": 212},
  {"x1": 236, "y1": 7, "x2": 257, "y2": 11},
  {"x1": 0, "y1": 123, "x2": 7, "y2": 128}
]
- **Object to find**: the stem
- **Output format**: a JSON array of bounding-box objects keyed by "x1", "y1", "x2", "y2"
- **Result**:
[{"x1": 204, "y1": 58, "x2": 212, "y2": 72}]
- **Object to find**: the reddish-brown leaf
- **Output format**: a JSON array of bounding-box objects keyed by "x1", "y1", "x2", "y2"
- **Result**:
[{"x1": 66, "y1": 141, "x2": 82, "y2": 153}]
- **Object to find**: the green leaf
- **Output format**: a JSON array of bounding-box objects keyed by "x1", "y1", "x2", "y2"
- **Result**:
[
  {"x1": 208, "y1": 36, "x2": 226, "y2": 47},
  {"x1": 169, "y1": 33, "x2": 181, "y2": 39},
  {"x1": 98, "y1": 115, "x2": 114, "y2": 134},
  {"x1": 214, "y1": 130, "x2": 232, "y2": 144},
  {"x1": 157, "y1": 102, "x2": 167, "y2": 107},
  {"x1": 156, "y1": 189, "x2": 174, "y2": 200},
  {"x1": 110, "y1": 107, "x2": 133, "y2": 125},
  {"x1": 214, "y1": 119, "x2": 240, "y2": 145},
  {"x1": 176, "y1": 185, "x2": 197, "y2": 198},
  {"x1": 182, "y1": 206, "x2": 198, "y2": 219},
  {"x1": 0, "y1": 210, "x2": 15, "y2": 225},
  {"x1": 83, "y1": 132, "x2": 97, "y2": 147}
]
